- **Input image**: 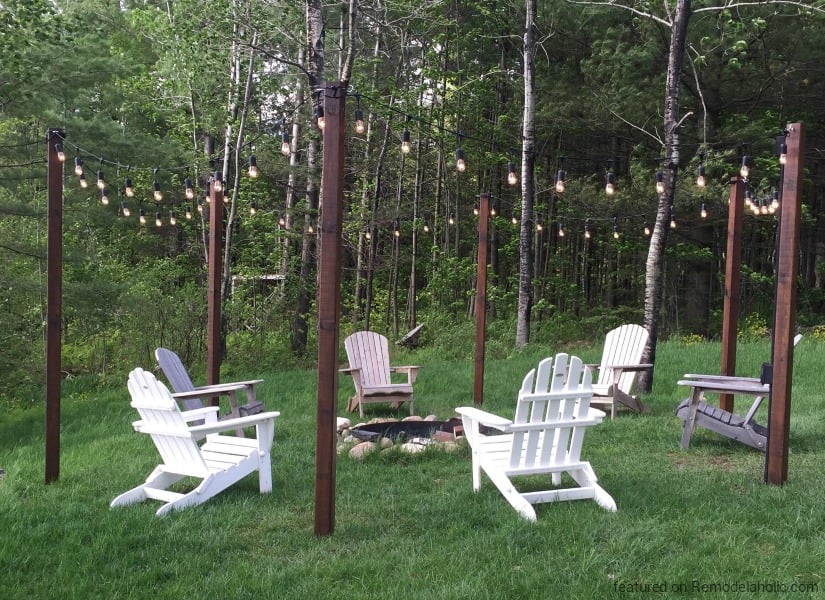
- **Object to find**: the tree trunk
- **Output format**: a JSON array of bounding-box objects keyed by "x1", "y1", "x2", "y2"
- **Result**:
[
  {"x1": 639, "y1": 0, "x2": 691, "y2": 391},
  {"x1": 515, "y1": 0, "x2": 537, "y2": 347}
]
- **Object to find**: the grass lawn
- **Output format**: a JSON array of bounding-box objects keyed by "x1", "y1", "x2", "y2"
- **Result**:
[{"x1": 1, "y1": 338, "x2": 824, "y2": 599}]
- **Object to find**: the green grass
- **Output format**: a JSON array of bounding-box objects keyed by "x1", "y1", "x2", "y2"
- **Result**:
[{"x1": 2, "y1": 339, "x2": 824, "y2": 599}]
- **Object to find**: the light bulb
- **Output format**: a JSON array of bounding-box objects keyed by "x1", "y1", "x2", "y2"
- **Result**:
[
  {"x1": 100, "y1": 188, "x2": 109, "y2": 205},
  {"x1": 97, "y1": 169, "x2": 105, "y2": 190},
  {"x1": 605, "y1": 172, "x2": 616, "y2": 195},
  {"x1": 184, "y1": 178, "x2": 194, "y2": 199},
  {"x1": 185, "y1": 205, "x2": 192, "y2": 220},
  {"x1": 125, "y1": 177, "x2": 134, "y2": 197},
  {"x1": 316, "y1": 105, "x2": 325, "y2": 129},
  {"x1": 507, "y1": 161, "x2": 518, "y2": 185},
  {"x1": 120, "y1": 201, "x2": 130, "y2": 217},
  {"x1": 644, "y1": 222, "x2": 651, "y2": 236},
  {"x1": 779, "y1": 143, "x2": 787, "y2": 165},
  {"x1": 74, "y1": 157, "x2": 84, "y2": 176},
  {"x1": 248, "y1": 155, "x2": 258, "y2": 177},
  {"x1": 555, "y1": 170, "x2": 565, "y2": 193},
  {"x1": 213, "y1": 171, "x2": 222, "y2": 192},
  {"x1": 401, "y1": 130, "x2": 411, "y2": 154},
  {"x1": 153, "y1": 180, "x2": 162, "y2": 201},
  {"x1": 169, "y1": 210, "x2": 177, "y2": 226},
  {"x1": 155, "y1": 211, "x2": 162, "y2": 227},
  {"x1": 455, "y1": 148, "x2": 466, "y2": 172},
  {"x1": 139, "y1": 208, "x2": 146, "y2": 225},
  {"x1": 79, "y1": 173, "x2": 88, "y2": 189},
  {"x1": 250, "y1": 202, "x2": 257, "y2": 215},
  {"x1": 558, "y1": 225, "x2": 565, "y2": 237},
  {"x1": 740, "y1": 157, "x2": 749, "y2": 178},
  {"x1": 281, "y1": 133, "x2": 291, "y2": 156},
  {"x1": 54, "y1": 144, "x2": 65, "y2": 162},
  {"x1": 655, "y1": 171, "x2": 664, "y2": 194},
  {"x1": 700, "y1": 204, "x2": 707, "y2": 219},
  {"x1": 696, "y1": 165, "x2": 706, "y2": 188},
  {"x1": 354, "y1": 108, "x2": 365, "y2": 134}
]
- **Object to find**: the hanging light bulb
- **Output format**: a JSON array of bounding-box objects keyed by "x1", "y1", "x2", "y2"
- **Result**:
[
  {"x1": 400, "y1": 128, "x2": 411, "y2": 154},
  {"x1": 584, "y1": 219, "x2": 592, "y2": 239},
  {"x1": 558, "y1": 222, "x2": 565, "y2": 237},
  {"x1": 511, "y1": 212, "x2": 519, "y2": 226},
  {"x1": 473, "y1": 202, "x2": 479, "y2": 216},
  {"x1": 771, "y1": 190, "x2": 780, "y2": 211},
  {"x1": 700, "y1": 203, "x2": 708, "y2": 219},
  {"x1": 536, "y1": 219, "x2": 543, "y2": 232},
  {"x1": 248, "y1": 155, "x2": 259, "y2": 178},
  {"x1": 307, "y1": 221, "x2": 315, "y2": 234},
  {"x1": 54, "y1": 143, "x2": 65, "y2": 162},
  {"x1": 490, "y1": 200, "x2": 498, "y2": 217},
  {"x1": 393, "y1": 218, "x2": 401, "y2": 237},
  {"x1": 184, "y1": 177, "x2": 194, "y2": 199},
  {"x1": 153, "y1": 210, "x2": 161, "y2": 227},
  {"x1": 153, "y1": 169, "x2": 162, "y2": 201},
  {"x1": 655, "y1": 170, "x2": 665, "y2": 194},
  {"x1": 169, "y1": 209, "x2": 177, "y2": 226},
  {"x1": 74, "y1": 157, "x2": 84, "y2": 176},
  {"x1": 139, "y1": 208, "x2": 147, "y2": 225},
  {"x1": 669, "y1": 206, "x2": 677, "y2": 229},
  {"x1": 554, "y1": 169, "x2": 565, "y2": 193},
  {"x1": 278, "y1": 213, "x2": 286, "y2": 227},
  {"x1": 250, "y1": 202, "x2": 257, "y2": 216},
  {"x1": 740, "y1": 155, "x2": 749, "y2": 179},
  {"x1": 455, "y1": 147, "x2": 466, "y2": 172},
  {"x1": 779, "y1": 142, "x2": 787, "y2": 166},
  {"x1": 124, "y1": 177, "x2": 134, "y2": 197},
  {"x1": 79, "y1": 172, "x2": 88, "y2": 189},
  {"x1": 507, "y1": 161, "x2": 518, "y2": 186},
  {"x1": 364, "y1": 227, "x2": 371, "y2": 240},
  {"x1": 643, "y1": 221, "x2": 651, "y2": 236},
  {"x1": 120, "y1": 201, "x2": 131, "y2": 217},
  {"x1": 744, "y1": 189, "x2": 754, "y2": 208},
  {"x1": 185, "y1": 204, "x2": 192, "y2": 220},
  {"x1": 213, "y1": 171, "x2": 223, "y2": 192},
  {"x1": 696, "y1": 164, "x2": 706, "y2": 188},
  {"x1": 605, "y1": 171, "x2": 616, "y2": 195},
  {"x1": 100, "y1": 188, "x2": 109, "y2": 205},
  {"x1": 197, "y1": 199, "x2": 204, "y2": 214},
  {"x1": 97, "y1": 166, "x2": 106, "y2": 190},
  {"x1": 760, "y1": 199, "x2": 769, "y2": 215},
  {"x1": 354, "y1": 107, "x2": 365, "y2": 134},
  {"x1": 423, "y1": 221, "x2": 430, "y2": 233},
  {"x1": 613, "y1": 217, "x2": 620, "y2": 239},
  {"x1": 223, "y1": 188, "x2": 229, "y2": 204},
  {"x1": 448, "y1": 213, "x2": 455, "y2": 225},
  {"x1": 281, "y1": 131, "x2": 291, "y2": 155},
  {"x1": 315, "y1": 105, "x2": 325, "y2": 129}
]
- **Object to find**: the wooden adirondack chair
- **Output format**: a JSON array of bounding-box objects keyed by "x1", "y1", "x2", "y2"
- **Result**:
[
  {"x1": 675, "y1": 334, "x2": 802, "y2": 450},
  {"x1": 155, "y1": 348, "x2": 264, "y2": 423},
  {"x1": 340, "y1": 331, "x2": 419, "y2": 417},
  {"x1": 456, "y1": 353, "x2": 616, "y2": 522},
  {"x1": 589, "y1": 324, "x2": 653, "y2": 419},
  {"x1": 111, "y1": 368, "x2": 280, "y2": 517}
]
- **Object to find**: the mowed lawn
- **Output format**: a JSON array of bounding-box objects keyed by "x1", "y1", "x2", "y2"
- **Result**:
[{"x1": 1, "y1": 338, "x2": 824, "y2": 599}]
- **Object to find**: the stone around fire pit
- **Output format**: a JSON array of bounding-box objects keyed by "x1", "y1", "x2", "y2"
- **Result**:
[{"x1": 338, "y1": 415, "x2": 465, "y2": 459}]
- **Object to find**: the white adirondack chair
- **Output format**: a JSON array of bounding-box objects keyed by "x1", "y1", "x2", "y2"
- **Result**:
[
  {"x1": 590, "y1": 324, "x2": 652, "y2": 419},
  {"x1": 456, "y1": 353, "x2": 616, "y2": 522},
  {"x1": 111, "y1": 368, "x2": 280, "y2": 517},
  {"x1": 340, "y1": 331, "x2": 419, "y2": 417}
]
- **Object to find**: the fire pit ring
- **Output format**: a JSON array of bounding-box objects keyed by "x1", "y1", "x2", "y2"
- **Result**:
[{"x1": 350, "y1": 418, "x2": 464, "y2": 443}]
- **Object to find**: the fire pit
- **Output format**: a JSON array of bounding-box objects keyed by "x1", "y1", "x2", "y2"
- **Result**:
[{"x1": 350, "y1": 417, "x2": 464, "y2": 443}]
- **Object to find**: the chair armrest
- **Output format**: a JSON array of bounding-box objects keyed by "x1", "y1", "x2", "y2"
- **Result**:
[
  {"x1": 180, "y1": 406, "x2": 221, "y2": 422},
  {"x1": 391, "y1": 365, "x2": 419, "y2": 384},
  {"x1": 194, "y1": 379, "x2": 263, "y2": 390},
  {"x1": 339, "y1": 367, "x2": 360, "y2": 375},
  {"x1": 188, "y1": 411, "x2": 281, "y2": 437},
  {"x1": 455, "y1": 406, "x2": 512, "y2": 431}
]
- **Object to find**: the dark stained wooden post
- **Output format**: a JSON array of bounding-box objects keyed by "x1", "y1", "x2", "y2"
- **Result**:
[
  {"x1": 206, "y1": 173, "x2": 223, "y2": 397},
  {"x1": 45, "y1": 129, "x2": 64, "y2": 484},
  {"x1": 766, "y1": 122, "x2": 804, "y2": 485},
  {"x1": 474, "y1": 193, "x2": 490, "y2": 405},
  {"x1": 719, "y1": 177, "x2": 745, "y2": 412},
  {"x1": 315, "y1": 83, "x2": 346, "y2": 536}
]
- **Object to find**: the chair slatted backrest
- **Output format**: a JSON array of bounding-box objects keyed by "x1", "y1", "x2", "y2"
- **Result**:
[
  {"x1": 155, "y1": 348, "x2": 202, "y2": 410},
  {"x1": 510, "y1": 354, "x2": 593, "y2": 470},
  {"x1": 344, "y1": 332, "x2": 392, "y2": 387},
  {"x1": 127, "y1": 368, "x2": 208, "y2": 478},
  {"x1": 596, "y1": 324, "x2": 648, "y2": 393}
]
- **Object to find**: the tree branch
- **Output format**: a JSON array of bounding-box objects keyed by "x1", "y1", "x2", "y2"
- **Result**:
[{"x1": 565, "y1": 0, "x2": 672, "y2": 26}]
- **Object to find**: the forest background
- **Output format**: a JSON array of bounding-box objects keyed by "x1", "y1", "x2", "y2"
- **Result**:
[{"x1": 2, "y1": 0, "x2": 825, "y2": 408}]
